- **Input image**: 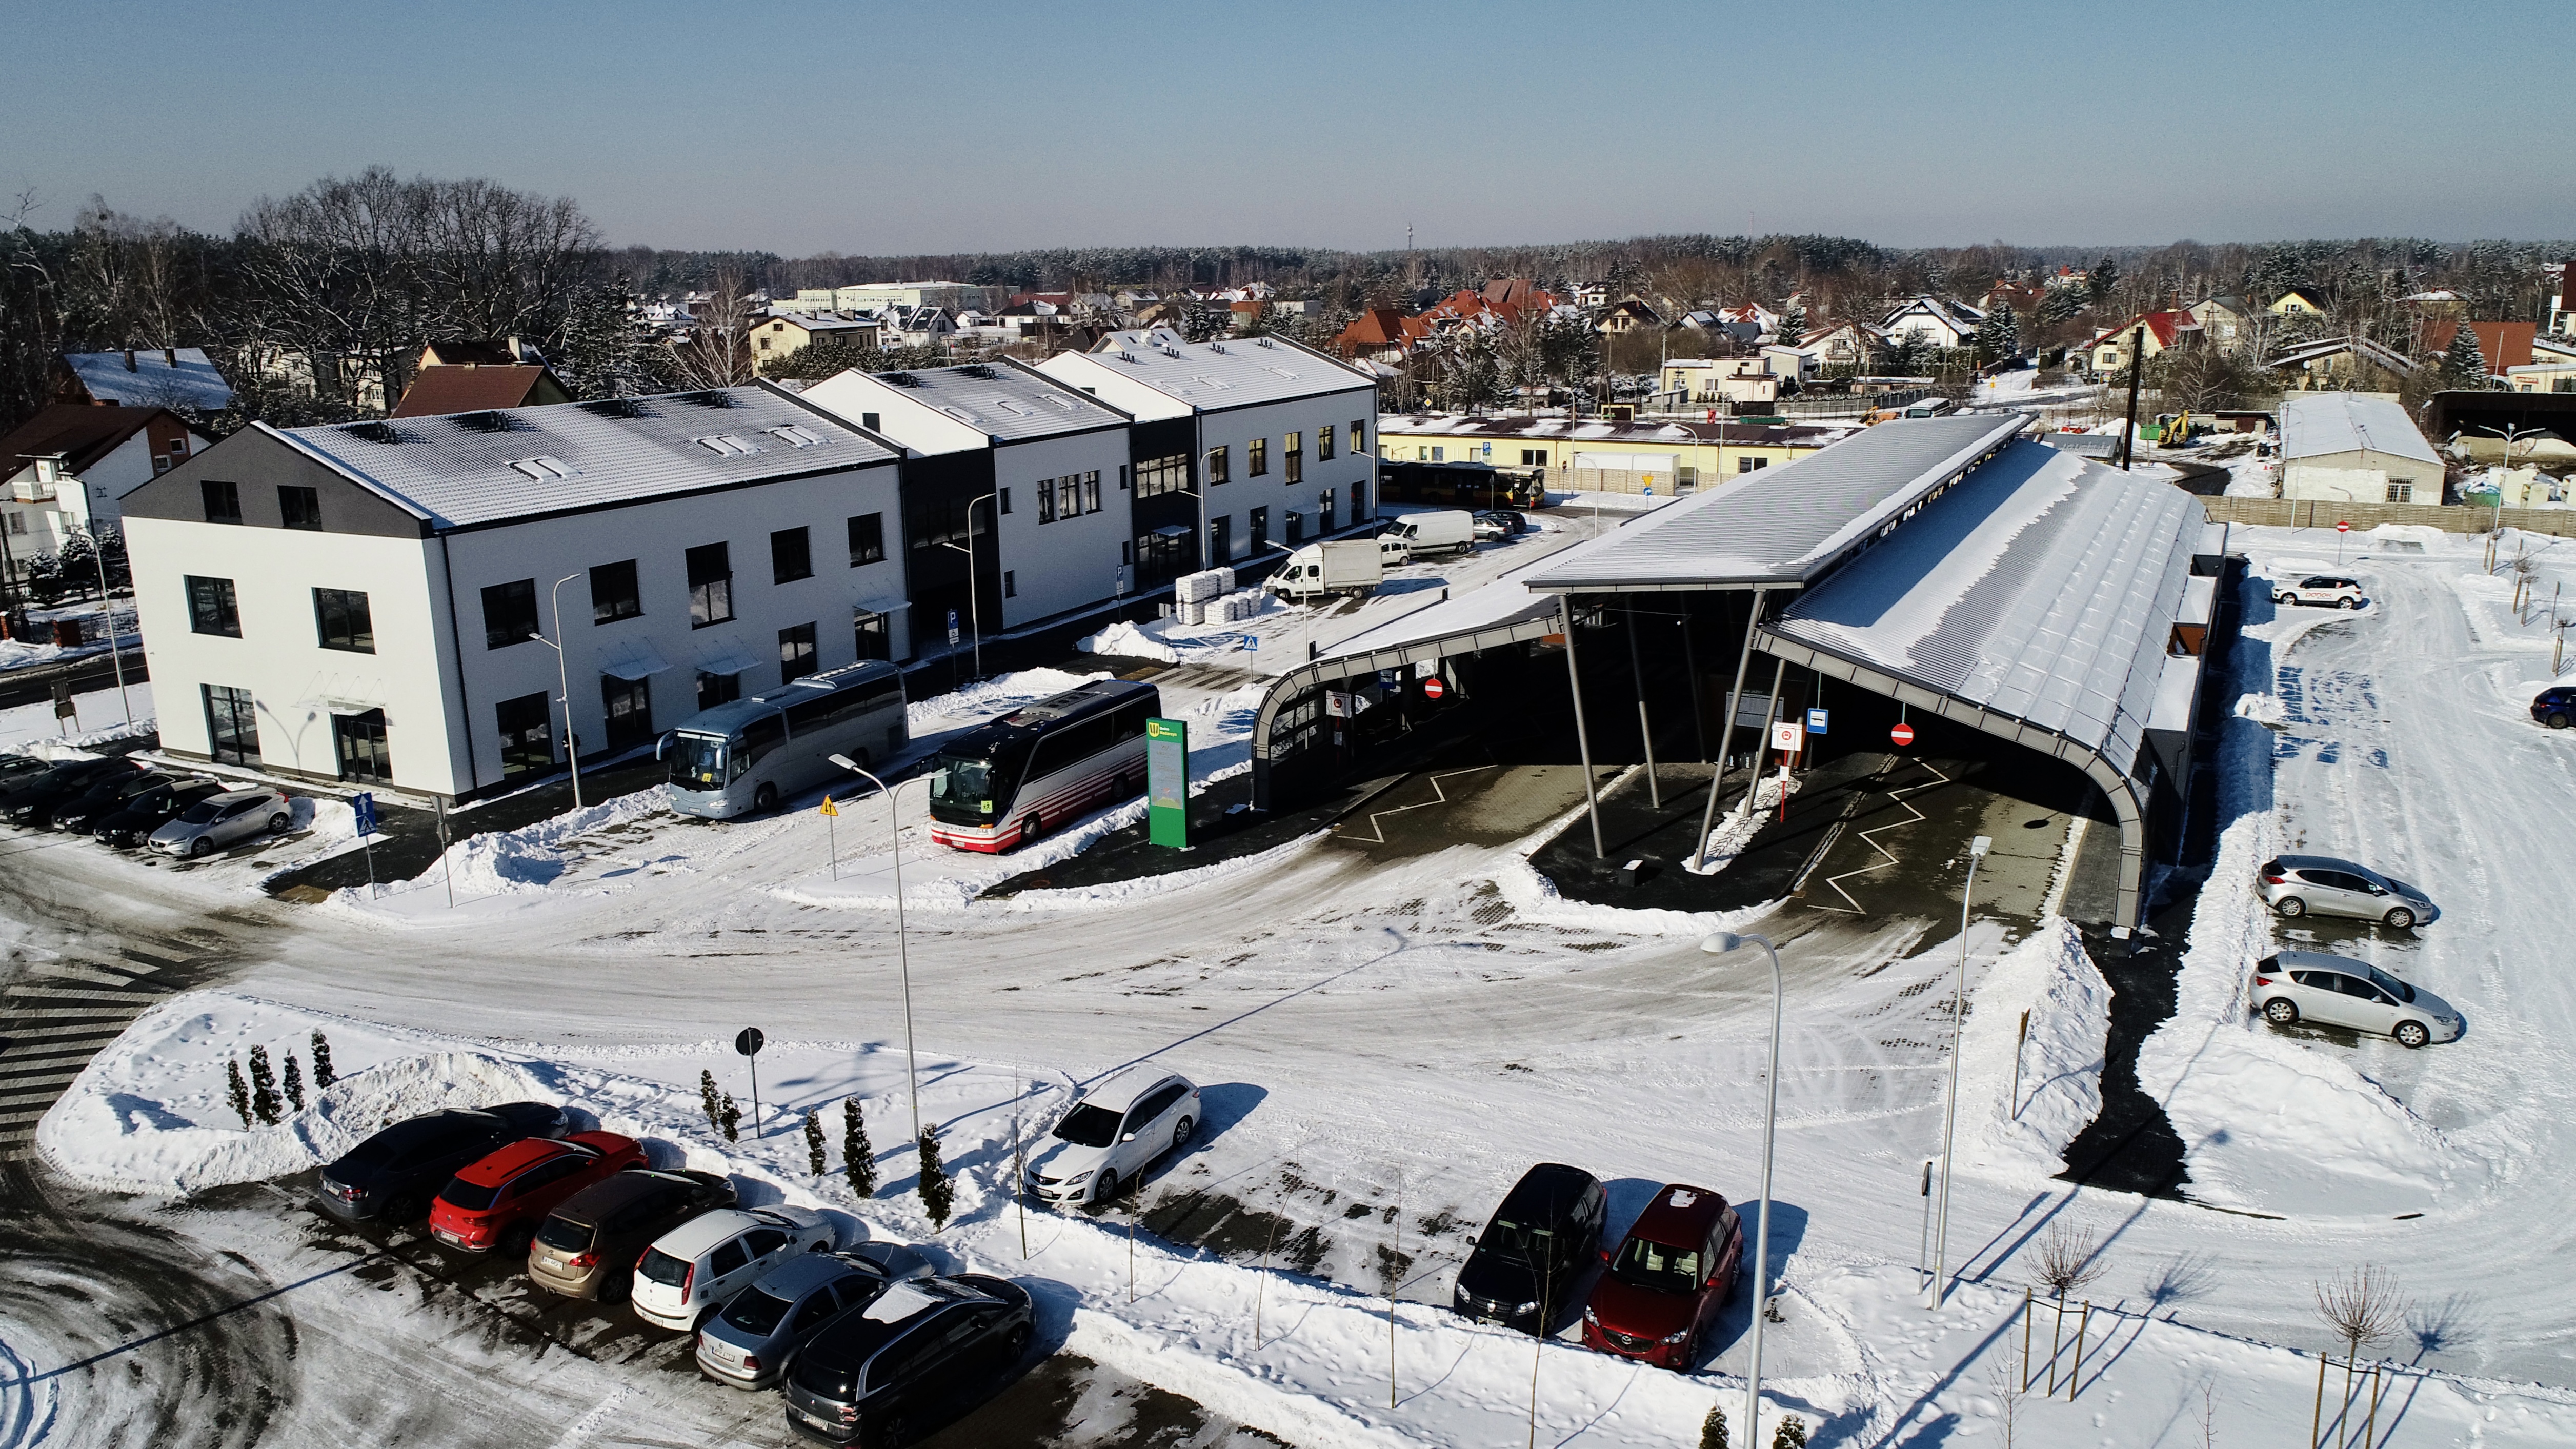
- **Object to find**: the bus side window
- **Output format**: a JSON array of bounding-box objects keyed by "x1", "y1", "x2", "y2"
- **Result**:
[
  {"x1": 1112, "y1": 699, "x2": 1154, "y2": 742},
  {"x1": 1064, "y1": 715, "x2": 1114, "y2": 762},
  {"x1": 740, "y1": 714, "x2": 786, "y2": 769}
]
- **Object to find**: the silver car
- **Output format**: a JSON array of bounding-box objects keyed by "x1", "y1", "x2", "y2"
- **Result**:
[
  {"x1": 2250, "y1": 950, "x2": 2463, "y2": 1048},
  {"x1": 2259, "y1": 855, "x2": 2436, "y2": 929},
  {"x1": 147, "y1": 788, "x2": 292, "y2": 858},
  {"x1": 693, "y1": 1243, "x2": 933, "y2": 1390}
]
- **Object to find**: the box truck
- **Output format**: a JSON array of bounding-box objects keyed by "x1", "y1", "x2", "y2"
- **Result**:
[{"x1": 1263, "y1": 540, "x2": 1384, "y2": 601}]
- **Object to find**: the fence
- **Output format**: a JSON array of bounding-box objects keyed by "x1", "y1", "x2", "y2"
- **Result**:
[
  {"x1": 2196, "y1": 496, "x2": 2576, "y2": 538},
  {"x1": 1775, "y1": 387, "x2": 1938, "y2": 418}
]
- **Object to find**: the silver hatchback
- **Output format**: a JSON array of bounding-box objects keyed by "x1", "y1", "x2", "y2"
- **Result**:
[
  {"x1": 2259, "y1": 855, "x2": 2436, "y2": 929},
  {"x1": 2250, "y1": 950, "x2": 2463, "y2": 1048},
  {"x1": 148, "y1": 788, "x2": 292, "y2": 858}
]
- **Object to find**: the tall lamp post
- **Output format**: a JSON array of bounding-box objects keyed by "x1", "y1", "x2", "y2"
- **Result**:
[
  {"x1": 1928, "y1": 834, "x2": 1993, "y2": 1309},
  {"x1": 67, "y1": 470, "x2": 133, "y2": 726},
  {"x1": 1701, "y1": 930, "x2": 1783, "y2": 1449},
  {"x1": 829, "y1": 753, "x2": 923, "y2": 1142},
  {"x1": 935, "y1": 493, "x2": 1000, "y2": 681},
  {"x1": 537, "y1": 573, "x2": 585, "y2": 808}
]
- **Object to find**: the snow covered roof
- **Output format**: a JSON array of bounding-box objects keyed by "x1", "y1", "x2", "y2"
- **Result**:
[
  {"x1": 862, "y1": 361, "x2": 1126, "y2": 441},
  {"x1": 2278, "y1": 392, "x2": 2439, "y2": 466},
  {"x1": 1523, "y1": 412, "x2": 2031, "y2": 592},
  {"x1": 62, "y1": 347, "x2": 233, "y2": 411},
  {"x1": 1084, "y1": 327, "x2": 1375, "y2": 408},
  {"x1": 1762, "y1": 439, "x2": 2199, "y2": 773},
  {"x1": 271, "y1": 385, "x2": 897, "y2": 531}
]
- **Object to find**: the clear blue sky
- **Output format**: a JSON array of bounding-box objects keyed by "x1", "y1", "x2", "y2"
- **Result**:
[{"x1": 13, "y1": 0, "x2": 2570, "y2": 256}]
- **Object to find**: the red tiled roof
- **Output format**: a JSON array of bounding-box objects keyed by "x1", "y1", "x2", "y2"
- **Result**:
[
  {"x1": 2420, "y1": 319, "x2": 2535, "y2": 373},
  {"x1": 388, "y1": 365, "x2": 571, "y2": 418},
  {"x1": 0, "y1": 403, "x2": 183, "y2": 473}
]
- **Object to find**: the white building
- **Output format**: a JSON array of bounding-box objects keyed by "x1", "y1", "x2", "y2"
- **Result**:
[
  {"x1": 123, "y1": 387, "x2": 909, "y2": 801},
  {"x1": 1038, "y1": 327, "x2": 1380, "y2": 572},
  {"x1": 2278, "y1": 391, "x2": 2445, "y2": 504},
  {"x1": 1878, "y1": 296, "x2": 1985, "y2": 350},
  {"x1": 797, "y1": 362, "x2": 1136, "y2": 635},
  {"x1": 3, "y1": 404, "x2": 215, "y2": 552}
]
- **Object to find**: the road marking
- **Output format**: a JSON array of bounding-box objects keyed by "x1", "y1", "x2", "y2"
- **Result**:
[
  {"x1": 1334, "y1": 766, "x2": 1496, "y2": 846},
  {"x1": 1812, "y1": 758, "x2": 1953, "y2": 915}
]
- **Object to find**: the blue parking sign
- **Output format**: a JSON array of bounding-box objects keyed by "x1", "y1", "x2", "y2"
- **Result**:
[
  {"x1": 1805, "y1": 708, "x2": 1829, "y2": 735},
  {"x1": 352, "y1": 792, "x2": 377, "y2": 837}
]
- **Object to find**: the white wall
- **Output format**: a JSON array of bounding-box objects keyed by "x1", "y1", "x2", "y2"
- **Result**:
[
  {"x1": 1195, "y1": 389, "x2": 1378, "y2": 561},
  {"x1": 988, "y1": 431, "x2": 1133, "y2": 628},
  {"x1": 797, "y1": 372, "x2": 988, "y2": 455},
  {"x1": 1033, "y1": 352, "x2": 1192, "y2": 422}
]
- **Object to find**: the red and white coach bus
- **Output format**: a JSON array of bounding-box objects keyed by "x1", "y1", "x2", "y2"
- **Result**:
[{"x1": 923, "y1": 679, "x2": 1160, "y2": 852}]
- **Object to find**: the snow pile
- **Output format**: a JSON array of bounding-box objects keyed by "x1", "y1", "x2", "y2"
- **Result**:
[
  {"x1": 1686, "y1": 772, "x2": 1799, "y2": 875},
  {"x1": 0, "y1": 1329, "x2": 52, "y2": 1449},
  {"x1": 1076, "y1": 619, "x2": 1181, "y2": 662},
  {"x1": 905, "y1": 667, "x2": 1109, "y2": 734},
  {"x1": 375, "y1": 786, "x2": 672, "y2": 905},
  {"x1": 0, "y1": 681, "x2": 155, "y2": 752},
  {"x1": 1955, "y1": 918, "x2": 2109, "y2": 1183},
  {"x1": 2368, "y1": 523, "x2": 2446, "y2": 548}
]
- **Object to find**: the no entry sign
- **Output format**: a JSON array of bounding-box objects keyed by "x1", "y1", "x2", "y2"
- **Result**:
[
  {"x1": 1891, "y1": 722, "x2": 1917, "y2": 747},
  {"x1": 1422, "y1": 676, "x2": 1446, "y2": 699},
  {"x1": 2336, "y1": 521, "x2": 2351, "y2": 534}
]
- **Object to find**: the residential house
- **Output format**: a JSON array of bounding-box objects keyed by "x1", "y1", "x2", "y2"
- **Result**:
[
  {"x1": 1761, "y1": 343, "x2": 1819, "y2": 381},
  {"x1": 1792, "y1": 323, "x2": 1876, "y2": 372},
  {"x1": 1878, "y1": 296, "x2": 1985, "y2": 350},
  {"x1": 885, "y1": 307, "x2": 959, "y2": 351},
  {"x1": 1040, "y1": 328, "x2": 1381, "y2": 571},
  {"x1": 122, "y1": 386, "x2": 910, "y2": 800},
  {"x1": 797, "y1": 361, "x2": 1134, "y2": 634},
  {"x1": 1979, "y1": 280, "x2": 2047, "y2": 315},
  {"x1": 2184, "y1": 297, "x2": 2256, "y2": 353},
  {"x1": 390, "y1": 339, "x2": 575, "y2": 418},
  {"x1": 2266, "y1": 284, "x2": 2332, "y2": 317},
  {"x1": 1376, "y1": 414, "x2": 1845, "y2": 494},
  {"x1": 2420, "y1": 320, "x2": 2537, "y2": 380},
  {"x1": 2079, "y1": 311, "x2": 2201, "y2": 375},
  {"x1": 749, "y1": 313, "x2": 883, "y2": 370},
  {"x1": 1657, "y1": 357, "x2": 1782, "y2": 409},
  {"x1": 1333, "y1": 308, "x2": 1419, "y2": 361},
  {"x1": 2043, "y1": 266, "x2": 2089, "y2": 291},
  {"x1": 1595, "y1": 298, "x2": 1664, "y2": 335},
  {"x1": 56, "y1": 347, "x2": 236, "y2": 413},
  {"x1": 789, "y1": 282, "x2": 987, "y2": 314},
  {"x1": 2278, "y1": 392, "x2": 2444, "y2": 504},
  {"x1": 2550, "y1": 263, "x2": 2573, "y2": 336},
  {"x1": 2267, "y1": 336, "x2": 2419, "y2": 392},
  {"x1": 2399, "y1": 288, "x2": 2467, "y2": 320},
  {"x1": 2, "y1": 405, "x2": 215, "y2": 555}
]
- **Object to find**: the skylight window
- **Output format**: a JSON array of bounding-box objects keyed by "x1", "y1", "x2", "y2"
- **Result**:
[
  {"x1": 766, "y1": 425, "x2": 823, "y2": 448},
  {"x1": 695, "y1": 434, "x2": 761, "y2": 456},
  {"x1": 508, "y1": 455, "x2": 575, "y2": 481}
]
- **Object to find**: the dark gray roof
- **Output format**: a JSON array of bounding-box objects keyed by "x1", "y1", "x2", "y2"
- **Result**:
[
  {"x1": 1524, "y1": 412, "x2": 2031, "y2": 591},
  {"x1": 64, "y1": 348, "x2": 234, "y2": 411},
  {"x1": 271, "y1": 386, "x2": 895, "y2": 530},
  {"x1": 1763, "y1": 439, "x2": 2198, "y2": 771},
  {"x1": 865, "y1": 362, "x2": 1124, "y2": 441}
]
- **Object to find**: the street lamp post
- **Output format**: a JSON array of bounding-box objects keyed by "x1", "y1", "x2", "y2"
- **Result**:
[
  {"x1": 829, "y1": 753, "x2": 923, "y2": 1142},
  {"x1": 1701, "y1": 930, "x2": 1783, "y2": 1448},
  {"x1": 537, "y1": 573, "x2": 585, "y2": 808},
  {"x1": 68, "y1": 472, "x2": 133, "y2": 726},
  {"x1": 935, "y1": 493, "x2": 1000, "y2": 682},
  {"x1": 1928, "y1": 834, "x2": 1993, "y2": 1309}
]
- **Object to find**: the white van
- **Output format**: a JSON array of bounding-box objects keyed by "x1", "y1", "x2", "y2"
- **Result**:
[
  {"x1": 1386, "y1": 509, "x2": 1477, "y2": 560},
  {"x1": 1263, "y1": 540, "x2": 1384, "y2": 601}
]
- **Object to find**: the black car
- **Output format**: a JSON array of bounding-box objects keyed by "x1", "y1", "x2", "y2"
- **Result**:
[
  {"x1": 0, "y1": 754, "x2": 46, "y2": 785},
  {"x1": 1453, "y1": 1161, "x2": 1607, "y2": 1334},
  {"x1": 2534, "y1": 685, "x2": 2576, "y2": 731},
  {"x1": 0, "y1": 757, "x2": 142, "y2": 827},
  {"x1": 1476, "y1": 508, "x2": 1531, "y2": 536},
  {"x1": 95, "y1": 779, "x2": 231, "y2": 848},
  {"x1": 52, "y1": 770, "x2": 188, "y2": 834},
  {"x1": 782, "y1": 1274, "x2": 1034, "y2": 1445},
  {"x1": 311, "y1": 1101, "x2": 571, "y2": 1224}
]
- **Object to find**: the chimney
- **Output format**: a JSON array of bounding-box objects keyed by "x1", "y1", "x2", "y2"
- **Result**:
[
  {"x1": 164, "y1": 347, "x2": 177, "y2": 368},
  {"x1": 123, "y1": 348, "x2": 137, "y2": 371}
]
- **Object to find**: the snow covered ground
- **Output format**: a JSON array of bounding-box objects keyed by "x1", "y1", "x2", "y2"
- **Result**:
[
  {"x1": 0, "y1": 679, "x2": 153, "y2": 751},
  {"x1": 16, "y1": 521, "x2": 2576, "y2": 1445}
]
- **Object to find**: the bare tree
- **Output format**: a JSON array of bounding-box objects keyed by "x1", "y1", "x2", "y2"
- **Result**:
[
  {"x1": 669, "y1": 269, "x2": 759, "y2": 389},
  {"x1": 1985, "y1": 1359, "x2": 2025, "y2": 1449},
  {"x1": 2314, "y1": 1266, "x2": 2407, "y2": 1449},
  {"x1": 2030, "y1": 1222, "x2": 2106, "y2": 1391}
]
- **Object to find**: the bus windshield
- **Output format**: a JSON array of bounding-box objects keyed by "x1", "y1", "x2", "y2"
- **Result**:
[
  {"x1": 667, "y1": 732, "x2": 728, "y2": 790},
  {"x1": 927, "y1": 754, "x2": 994, "y2": 822}
]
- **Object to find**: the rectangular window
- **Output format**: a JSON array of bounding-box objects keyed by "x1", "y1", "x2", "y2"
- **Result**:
[
  {"x1": 482, "y1": 578, "x2": 540, "y2": 648},
  {"x1": 1318, "y1": 424, "x2": 1336, "y2": 461},
  {"x1": 1286, "y1": 509, "x2": 1305, "y2": 545},
  {"x1": 1430, "y1": 445, "x2": 1444, "y2": 462},
  {"x1": 186, "y1": 575, "x2": 240, "y2": 637},
  {"x1": 1249, "y1": 506, "x2": 1269, "y2": 553},
  {"x1": 778, "y1": 622, "x2": 818, "y2": 682},
  {"x1": 2385, "y1": 481, "x2": 2412, "y2": 504},
  {"x1": 998, "y1": 487, "x2": 1011, "y2": 515},
  {"x1": 312, "y1": 588, "x2": 374, "y2": 653},
  {"x1": 697, "y1": 670, "x2": 741, "y2": 711},
  {"x1": 1351, "y1": 420, "x2": 1366, "y2": 456},
  {"x1": 1057, "y1": 475, "x2": 1079, "y2": 519},
  {"x1": 591, "y1": 560, "x2": 641, "y2": 623},
  {"x1": 278, "y1": 485, "x2": 321, "y2": 530},
  {"x1": 601, "y1": 675, "x2": 653, "y2": 752},
  {"x1": 1319, "y1": 488, "x2": 1335, "y2": 530},
  {"x1": 1284, "y1": 431, "x2": 1303, "y2": 485},
  {"x1": 771, "y1": 526, "x2": 812, "y2": 584},
  {"x1": 686, "y1": 542, "x2": 733, "y2": 627},
  {"x1": 1083, "y1": 471, "x2": 1101, "y2": 512},
  {"x1": 1209, "y1": 514, "x2": 1231, "y2": 562},
  {"x1": 332, "y1": 708, "x2": 391, "y2": 783},
  {"x1": 1002, "y1": 570, "x2": 1016, "y2": 598},
  {"x1": 1738, "y1": 456, "x2": 1768, "y2": 473},
  {"x1": 853, "y1": 608, "x2": 890, "y2": 661},
  {"x1": 202, "y1": 479, "x2": 242, "y2": 525},
  {"x1": 203, "y1": 684, "x2": 259, "y2": 765},
  {"x1": 1139, "y1": 453, "x2": 1193, "y2": 497},
  {"x1": 1521, "y1": 449, "x2": 1548, "y2": 467},
  {"x1": 1248, "y1": 437, "x2": 1268, "y2": 476},
  {"x1": 848, "y1": 513, "x2": 885, "y2": 565},
  {"x1": 1037, "y1": 479, "x2": 1057, "y2": 524},
  {"x1": 495, "y1": 692, "x2": 553, "y2": 777}
]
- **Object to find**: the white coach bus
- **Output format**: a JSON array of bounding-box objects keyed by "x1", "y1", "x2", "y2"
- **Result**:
[
  {"x1": 921, "y1": 678, "x2": 1159, "y2": 852},
  {"x1": 663, "y1": 661, "x2": 908, "y2": 818}
]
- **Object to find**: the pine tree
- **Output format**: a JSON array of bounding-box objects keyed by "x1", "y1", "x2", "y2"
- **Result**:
[
  {"x1": 917, "y1": 1128, "x2": 953, "y2": 1230},
  {"x1": 2088, "y1": 256, "x2": 2122, "y2": 309},
  {"x1": 283, "y1": 1052, "x2": 305, "y2": 1113},
  {"x1": 226, "y1": 1058, "x2": 252, "y2": 1128},
  {"x1": 842, "y1": 1098, "x2": 877, "y2": 1198},
  {"x1": 1770, "y1": 1414, "x2": 1807, "y2": 1449},
  {"x1": 309, "y1": 1030, "x2": 335, "y2": 1089},
  {"x1": 700, "y1": 1069, "x2": 724, "y2": 1131},
  {"x1": 1699, "y1": 1404, "x2": 1729, "y2": 1449},
  {"x1": 803, "y1": 1111, "x2": 827, "y2": 1176},
  {"x1": 248, "y1": 1045, "x2": 280, "y2": 1125},
  {"x1": 719, "y1": 1093, "x2": 741, "y2": 1143},
  {"x1": 1774, "y1": 305, "x2": 1806, "y2": 342},
  {"x1": 2441, "y1": 324, "x2": 2490, "y2": 389}
]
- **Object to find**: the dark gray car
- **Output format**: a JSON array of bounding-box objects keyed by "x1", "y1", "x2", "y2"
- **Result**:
[{"x1": 696, "y1": 1243, "x2": 934, "y2": 1390}]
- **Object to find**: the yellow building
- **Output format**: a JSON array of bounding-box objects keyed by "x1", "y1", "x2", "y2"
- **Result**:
[
  {"x1": 752, "y1": 312, "x2": 881, "y2": 369},
  {"x1": 2267, "y1": 285, "x2": 2330, "y2": 317},
  {"x1": 1376, "y1": 413, "x2": 1848, "y2": 494}
]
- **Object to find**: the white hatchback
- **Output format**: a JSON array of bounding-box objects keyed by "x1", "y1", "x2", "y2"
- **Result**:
[
  {"x1": 1022, "y1": 1066, "x2": 1201, "y2": 1207},
  {"x1": 2249, "y1": 950, "x2": 2464, "y2": 1049},
  {"x1": 631, "y1": 1204, "x2": 834, "y2": 1332}
]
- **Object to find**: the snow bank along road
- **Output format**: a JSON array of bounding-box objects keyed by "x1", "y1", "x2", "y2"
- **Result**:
[{"x1": 10, "y1": 524, "x2": 2576, "y2": 1445}]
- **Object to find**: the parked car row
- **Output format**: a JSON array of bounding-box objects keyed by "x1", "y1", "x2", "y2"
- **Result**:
[
  {"x1": 1451, "y1": 1162, "x2": 1746, "y2": 1372},
  {"x1": 2253, "y1": 854, "x2": 2465, "y2": 1050},
  {"x1": 311, "y1": 1101, "x2": 1035, "y2": 1446},
  {"x1": 0, "y1": 752, "x2": 292, "y2": 855}
]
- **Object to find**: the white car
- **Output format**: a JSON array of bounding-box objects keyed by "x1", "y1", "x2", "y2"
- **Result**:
[
  {"x1": 2273, "y1": 574, "x2": 2366, "y2": 609},
  {"x1": 1022, "y1": 1066, "x2": 1201, "y2": 1207},
  {"x1": 146, "y1": 787, "x2": 292, "y2": 858},
  {"x1": 631, "y1": 1205, "x2": 834, "y2": 1332},
  {"x1": 2249, "y1": 950, "x2": 2464, "y2": 1049}
]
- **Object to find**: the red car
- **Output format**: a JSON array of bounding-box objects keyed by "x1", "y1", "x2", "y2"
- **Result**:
[
  {"x1": 1580, "y1": 1183, "x2": 1743, "y2": 1370},
  {"x1": 427, "y1": 1131, "x2": 647, "y2": 1255}
]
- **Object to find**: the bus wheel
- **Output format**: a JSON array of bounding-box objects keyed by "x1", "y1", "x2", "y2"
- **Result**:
[
  {"x1": 754, "y1": 783, "x2": 778, "y2": 814},
  {"x1": 1019, "y1": 813, "x2": 1045, "y2": 848}
]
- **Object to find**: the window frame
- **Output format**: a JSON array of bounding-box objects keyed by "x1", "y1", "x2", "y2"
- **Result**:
[
  {"x1": 186, "y1": 575, "x2": 242, "y2": 637},
  {"x1": 1247, "y1": 436, "x2": 1267, "y2": 476},
  {"x1": 311, "y1": 587, "x2": 374, "y2": 653},
  {"x1": 277, "y1": 485, "x2": 322, "y2": 531},
  {"x1": 686, "y1": 542, "x2": 735, "y2": 628},
  {"x1": 777, "y1": 621, "x2": 819, "y2": 683},
  {"x1": 590, "y1": 559, "x2": 643, "y2": 625},
  {"x1": 481, "y1": 578, "x2": 541, "y2": 650},
  {"x1": 770, "y1": 526, "x2": 814, "y2": 586},
  {"x1": 848, "y1": 512, "x2": 886, "y2": 566},
  {"x1": 202, "y1": 479, "x2": 242, "y2": 525}
]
